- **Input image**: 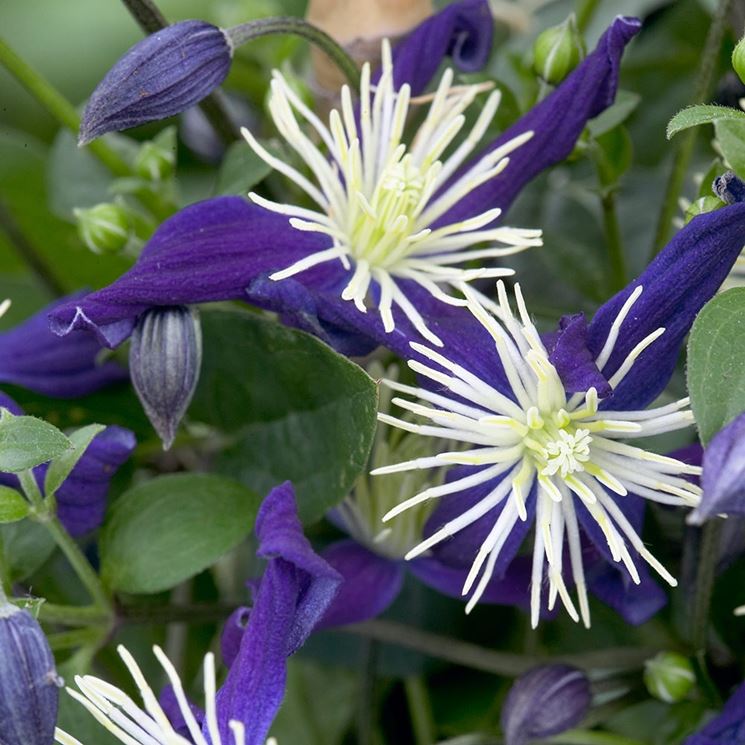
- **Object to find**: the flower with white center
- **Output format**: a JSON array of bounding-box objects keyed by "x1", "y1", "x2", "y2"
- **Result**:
[
  {"x1": 54, "y1": 644, "x2": 277, "y2": 745},
  {"x1": 372, "y1": 281, "x2": 702, "y2": 627},
  {"x1": 242, "y1": 40, "x2": 542, "y2": 346}
]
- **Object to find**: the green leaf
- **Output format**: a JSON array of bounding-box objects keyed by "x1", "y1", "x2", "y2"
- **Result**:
[
  {"x1": 214, "y1": 140, "x2": 273, "y2": 195},
  {"x1": 0, "y1": 411, "x2": 71, "y2": 472},
  {"x1": 687, "y1": 288, "x2": 745, "y2": 444},
  {"x1": 588, "y1": 90, "x2": 641, "y2": 138},
  {"x1": 666, "y1": 104, "x2": 745, "y2": 139},
  {"x1": 714, "y1": 118, "x2": 745, "y2": 178},
  {"x1": 100, "y1": 473, "x2": 260, "y2": 594},
  {"x1": 0, "y1": 521, "x2": 55, "y2": 582},
  {"x1": 0, "y1": 487, "x2": 29, "y2": 523},
  {"x1": 592, "y1": 125, "x2": 633, "y2": 189},
  {"x1": 190, "y1": 310, "x2": 378, "y2": 523},
  {"x1": 44, "y1": 423, "x2": 106, "y2": 497}
]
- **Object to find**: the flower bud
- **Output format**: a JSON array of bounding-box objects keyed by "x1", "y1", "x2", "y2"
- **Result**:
[
  {"x1": 733, "y1": 35, "x2": 745, "y2": 85},
  {"x1": 501, "y1": 665, "x2": 591, "y2": 745},
  {"x1": 0, "y1": 602, "x2": 61, "y2": 745},
  {"x1": 79, "y1": 20, "x2": 233, "y2": 145},
  {"x1": 74, "y1": 202, "x2": 130, "y2": 255},
  {"x1": 129, "y1": 306, "x2": 202, "y2": 450},
  {"x1": 684, "y1": 195, "x2": 723, "y2": 224},
  {"x1": 134, "y1": 129, "x2": 176, "y2": 182},
  {"x1": 643, "y1": 652, "x2": 695, "y2": 703},
  {"x1": 532, "y1": 14, "x2": 584, "y2": 86},
  {"x1": 713, "y1": 170, "x2": 745, "y2": 204}
]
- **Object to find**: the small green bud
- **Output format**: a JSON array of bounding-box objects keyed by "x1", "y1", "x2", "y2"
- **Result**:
[
  {"x1": 733, "y1": 35, "x2": 745, "y2": 85},
  {"x1": 134, "y1": 128, "x2": 176, "y2": 181},
  {"x1": 74, "y1": 203, "x2": 130, "y2": 255},
  {"x1": 684, "y1": 195, "x2": 723, "y2": 224},
  {"x1": 533, "y1": 14, "x2": 585, "y2": 86},
  {"x1": 643, "y1": 652, "x2": 696, "y2": 703}
]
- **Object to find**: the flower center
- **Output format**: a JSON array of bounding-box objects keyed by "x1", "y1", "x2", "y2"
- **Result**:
[{"x1": 523, "y1": 408, "x2": 593, "y2": 479}]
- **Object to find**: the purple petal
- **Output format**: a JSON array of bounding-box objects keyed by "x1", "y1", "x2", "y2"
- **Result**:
[
  {"x1": 316, "y1": 540, "x2": 404, "y2": 629},
  {"x1": 220, "y1": 606, "x2": 251, "y2": 669},
  {"x1": 80, "y1": 21, "x2": 232, "y2": 144},
  {"x1": 691, "y1": 412, "x2": 745, "y2": 524},
  {"x1": 545, "y1": 314, "x2": 611, "y2": 396},
  {"x1": 389, "y1": 0, "x2": 493, "y2": 93},
  {"x1": 159, "y1": 685, "x2": 204, "y2": 741},
  {"x1": 0, "y1": 294, "x2": 127, "y2": 397},
  {"x1": 685, "y1": 681, "x2": 745, "y2": 744},
  {"x1": 213, "y1": 482, "x2": 341, "y2": 745},
  {"x1": 587, "y1": 203, "x2": 745, "y2": 410},
  {"x1": 442, "y1": 16, "x2": 641, "y2": 224},
  {"x1": 0, "y1": 392, "x2": 23, "y2": 415}
]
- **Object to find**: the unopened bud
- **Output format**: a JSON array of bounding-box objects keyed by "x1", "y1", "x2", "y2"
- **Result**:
[
  {"x1": 644, "y1": 652, "x2": 695, "y2": 703},
  {"x1": 684, "y1": 195, "x2": 723, "y2": 224},
  {"x1": 533, "y1": 14, "x2": 584, "y2": 86},
  {"x1": 79, "y1": 21, "x2": 233, "y2": 145},
  {"x1": 0, "y1": 602, "x2": 61, "y2": 745},
  {"x1": 501, "y1": 665, "x2": 591, "y2": 745},
  {"x1": 130, "y1": 306, "x2": 202, "y2": 450},
  {"x1": 74, "y1": 202, "x2": 130, "y2": 255},
  {"x1": 134, "y1": 129, "x2": 176, "y2": 182},
  {"x1": 713, "y1": 170, "x2": 745, "y2": 204},
  {"x1": 733, "y1": 35, "x2": 745, "y2": 85}
]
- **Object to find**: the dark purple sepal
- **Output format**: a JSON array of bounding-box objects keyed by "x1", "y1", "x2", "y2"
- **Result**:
[
  {"x1": 220, "y1": 606, "x2": 251, "y2": 669},
  {"x1": 212, "y1": 482, "x2": 341, "y2": 745},
  {"x1": 684, "y1": 681, "x2": 745, "y2": 744},
  {"x1": 389, "y1": 0, "x2": 494, "y2": 93},
  {"x1": 690, "y1": 412, "x2": 745, "y2": 524},
  {"x1": 587, "y1": 203, "x2": 745, "y2": 410},
  {"x1": 316, "y1": 540, "x2": 404, "y2": 629},
  {"x1": 79, "y1": 20, "x2": 232, "y2": 144},
  {"x1": 501, "y1": 664, "x2": 591, "y2": 745},
  {"x1": 159, "y1": 685, "x2": 204, "y2": 741},
  {"x1": 545, "y1": 313, "x2": 611, "y2": 396},
  {"x1": 441, "y1": 16, "x2": 641, "y2": 225},
  {"x1": 0, "y1": 392, "x2": 22, "y2": 416},
  {"x1": 0, "y1": 294, "x2": 127, "y2": 398},
  {"x1": 0, "y1": 604, "x2": 60, "y2": 745}
]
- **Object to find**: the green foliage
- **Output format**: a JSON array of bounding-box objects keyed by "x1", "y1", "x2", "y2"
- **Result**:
[
  {"x1": 0, "y1": 486, "x2": 29, "y2": 523},
  {"x1": 688, "y1": 288, "x2": 745, "y2": 444},
  {"x1": 190, "y1": 310, "x2": 378, "y2": 523},
  {"x1": 100, "y1": 473, "x2": 260, "y2": 594},
  {"x1": 714, "y1": 118, "x2": 745, "y2": 177},
  {"x1": 667, "y1": 104, "x2": 745, "y2": 139},
  {"x1": 44, "y1": 423, "x2": 105, "y2": 497},
  {"x1": 0, "y1": 410, "x2": 71, "y2": 472},
  {"x1": 215, "y1": 139, "x2": 274, "y2": 195}
]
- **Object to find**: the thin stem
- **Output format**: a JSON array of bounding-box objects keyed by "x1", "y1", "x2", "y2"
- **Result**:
[
  {"x1": 227, "y1": 18, "x2": 360, "y2": 93},
  {"x1": 550, "y1": 730, "x2": 645, "y2": 745},
  {"x1": 39, "y1": 603, "x2": 111, "y2": 627},
  {"x1": 405, "y1": 676, "x2": 436, "y2": 745},
  {"x1": 47, "y1": 626, "x2": 104, "y2": 651},
  {"x1": 575, "y1": 0, "x2": 601, "y2": 33},
  {"x1": 690, "y1": 521, "x2": 722, "y2": 652},
  {"x1": 600, "y1": 189, "x2": 627, "y2": 292},
  {"x1": 650, "y1": 0, "x2": 735, "y2": 257},
  {"x1": 119, "y1": 601, "x2": 238, "y2": 625},
  {"x1": 118, "y1": 0, "x2": 238, "y2": 143},
  {"x1": 358, "y1": 639, "x2": 378, "y2": 745},
  {"x1": 0, "y1": 199, "x2": 66, "y2": 297}
]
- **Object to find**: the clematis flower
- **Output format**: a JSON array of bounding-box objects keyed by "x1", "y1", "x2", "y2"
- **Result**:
[
  {"x1": 0, "y1": 294, "x2": 127, "y2": 399},
  {"x1": 49, "y1": 14, "x2": 640, "y2": 354},
  {"x1": 370, "y1": 203, "x2": 745, "y2": 627},
  {"x1": 684, "y1": 681, "x2": 745, "y2": 744}
]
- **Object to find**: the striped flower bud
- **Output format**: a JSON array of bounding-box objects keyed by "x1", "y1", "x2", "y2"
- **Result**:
[
  {"x1": 79, "y1": 21, "x2": 233, "y2": 145},
  {"x1": 501, "y1": 665, "x2": 591, "y2": 745},
  {"x1": 644, "y1": 652, "x2": 696, "y2": 703},
  {"x1": 0, "y1": 602, "x2": 61, "y2": 745},
  {"x1": 533, "y1": 14, "x2": 585, "y2": 85},
  {"x1": 74, "y1": 203, "x2": 130, "y2": 255},
  {"x1": 129, "y1": 306, "x2": 202, "y2": 450},
  {"x1": 733, "y1": 35, "x2": 745, "y2": 85}
]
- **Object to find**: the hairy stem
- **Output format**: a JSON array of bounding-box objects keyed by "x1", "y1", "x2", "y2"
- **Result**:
[{"x1": 650, "y1": 0, "x2": 735, "y2": 257}]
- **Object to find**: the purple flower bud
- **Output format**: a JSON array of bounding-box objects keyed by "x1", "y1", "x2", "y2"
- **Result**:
[
  {"x1": 0, "y1": 603, "x2": 61, "y2": 745},
  {"x1": 713, "y1": 171, "x2": 745, "y2": 204},
  {"x1": 79, "y1": 20, "x2": 233, "y2": 145},
  {"x1": 129, "y1": 306, "x2": 202, "y2": 450},
  {"x1": 501, "y1": 665, "x2": 591, "y2": 745}
]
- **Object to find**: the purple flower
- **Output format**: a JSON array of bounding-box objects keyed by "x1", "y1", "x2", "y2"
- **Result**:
[
  {"x1": 79, "y1": 20, "x2": 233, "y2": 145},
  {"x1": 0, "y1": 294, "x2": 127, "y2": 398},
  {"x1": 690, "y1": 411, "x2": 745, "y2": 524},
  {"x1": 369, "y1": 203, "x2": 745, "y2": 627},
  {"x1": 501, "y1": 664, "x2": 591, "y2": 745},
  {"x1": 685, "y1": 681, "x2": 745, "y2": 744},
  {"x1": 49, "y1": 15, "x2": 639, "y2": 353}
]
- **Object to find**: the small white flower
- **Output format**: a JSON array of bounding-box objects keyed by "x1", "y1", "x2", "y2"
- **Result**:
[
  {"x1": 373, "y1": 281, "x2": 701, "y2": 627},
  {"x1": 242, "y1": 41, "x2": 541, "y2": 346},
  {"x1": 54, "y1": 644, "x2": 277, "y2": 745}
]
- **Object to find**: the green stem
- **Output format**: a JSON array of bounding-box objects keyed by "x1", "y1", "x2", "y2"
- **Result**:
[
  {"x1": 600, "y1": 189, "x2": 627, "y2": 292},
  {"x1": 690, "y1": 521, "x2": 722, "y2": 652},
  {"x1": 650, "y1": 0, "x2": 734, "y2": 257},
  {"x1": 0, "y1": 37, "x2": 130, "y2": 177},
  {"x1": 47, "y1": 626, "x2": 104, "y2": 651},
  {"x1": 551, "y1": 730, "x2": 645, "y2": 745},
  {"x1": 119, "y1": 0, "x2": 238, "y2": 143},
  {"x1": 405, "y1": 676, "x2": 436, "y2": 745},
  {"x1": 575, "y1": 0, "x2": 602, "y2": 34},
  {"x1": 0, "y1": 198, "x2": 66, "y2": 297},
  {"x1": 358, "y1": 640, "x2": 378, "y2": 745},
  {"x1": 226, "y1": 18, "x2": 360, "y2": 93},
  {"x1": 39, "y1": 602, "x2": 111, "y2": 627}
]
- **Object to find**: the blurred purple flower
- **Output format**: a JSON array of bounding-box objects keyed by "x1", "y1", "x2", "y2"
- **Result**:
[{"x1": 685, "y1": 682, "x2": 745, "y2": 744}]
